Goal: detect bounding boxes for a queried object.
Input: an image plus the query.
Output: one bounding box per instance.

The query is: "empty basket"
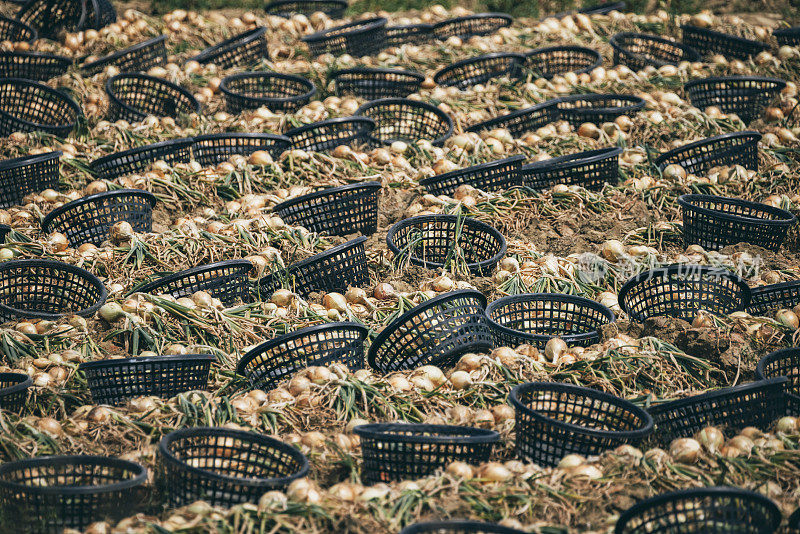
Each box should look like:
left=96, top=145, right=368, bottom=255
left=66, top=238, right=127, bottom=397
left=433, top=52, right=525, bottom=89
left=609, top=32, right=701, bottom=71
left=0, top=78, right=81, bottom=138
left=523, top=46, right=602, bottom=79
left=466, top=100, right=560, bottom=137
left=81, top=35, right=168, bottom=76
left=681, top=24, right=769, bottom=59
left=302, top=17, right=387, bottom=57
left=419, top=155, right=524, bottom=196
left=684, top=76, right=786, bottom=124
left=746, top=280, right=800, bottom=317
left=0, top=51, right=70, bottom=81
left=355, top=98, right=453, bottom=147
left=90, top=137, right=194, bottom=180
left=432, top=13, right=512, bottom=40
left=556, top=93, right=645, bottom=126
left=265, top=0, right=347, bottom=18
left=220, top=71, right=316, bottom=114
left=189, top=27, right=269, bottom=69
left=654, top=131, right=761, bottom=175
left=520, top=146, right=621, bottom=191
left=757, top=348, right=800, bottom=413
left=0, top=150, right=61, bottom=209
left=132, top=260, right=253, bottom=306
left=105, top=73, right=200, bottom=123
left=284, top=117, right=375, bottom=152
left=331, top=68, right=424, bottom=100
left=193, top=133, right=291, bottom=166
left=0, top=372, right=31, bottom=412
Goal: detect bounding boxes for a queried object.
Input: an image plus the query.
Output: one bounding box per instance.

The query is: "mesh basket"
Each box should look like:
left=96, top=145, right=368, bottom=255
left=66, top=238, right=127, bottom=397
left=284, top=117, right=375, bottom=152
left=0, top=455, right=147, bottom=533
left=90, top=138, right=194, bottom=180
left=486, top=293, right=615, bottom=350
left=523, top=46, right=602, bottom=79
left=419, top=155, right=524, bottom=196
left=41, top=189, right=156, bottom=247
left=159, top=426, right=309, bottom=508
left=193, top=133, right=291, bottom=166
left=579, top=1, right=626, bottom=14
left=105, top=73, right=200, bottom=123
left=331, top=68, right=425, bottom=100
left=0, top=78, right=81, bottom=138
left=0, top=51, right=70, bottom=81
left=791, top=507, right=800, bottom=533
left=684, top=76, right=786, bottom=124
left=220, top=71, right=316, bottom=114
left=773, top=26, right=800, bottom=46
left=433, top=53, right=525, bottom=89
left=17, top=0, right=86, bottom=39
left=400, top=521, right=527, bottom=534
left=609, top=32, right=701, bottom=71
left=367, top=289, right=493, bottom=373
left=654, top=131, right=761, bottom=175
left=678, top=194, right=796, bottom=252
left=0, top=224, right=8, bottom=243
left=0, top=259, right=107, bottom=322
left=615, top=487, right=782, bottom=534
left=236, top=322, right=367, bottom=391
left=432, top=13, right=512, bottom=40
left=272, top=181, right=381, bottom=237
left=355, top=98, right=453, bottom=147
left=746, top=280, right=800, bottom=317
left=80, top=35, right=168, bottom=76
left=355, top=423, right=499, bottom=484
left=265, top=0, right=347, bottom=18
left=556, top=93, right=645, bottom=126
left=520, top=146, right=621, bottom=191
left=81, top=354, right=214, bottom=405
left=681, top=24, right=770, bottom=59
left=386, top=215, right=506, bottom=275
left=302, top=17, right=387, bottom=57
left=618, top=264, right=750, bottom=323
left=647, top=378, right=788, bottom=443
left=510, top=382, right=653, bottom=467
left=257, top=236, right=368, bottom=298
left=0, top=15, right=37, bottom=42
left=0, top=150, right=61, bottom=209
left=84, top=0, right=116, bottom=30
left=757, top=348, right=800, bottom=414
left=132, top=260, right=253, bottom=306
left=0, top=372, right=31, bottom=412
left=466, top=100, right=560, bottom=137
left=189, top=27, right=269, bottom=69
left=384, top=24, right=433, bottom=47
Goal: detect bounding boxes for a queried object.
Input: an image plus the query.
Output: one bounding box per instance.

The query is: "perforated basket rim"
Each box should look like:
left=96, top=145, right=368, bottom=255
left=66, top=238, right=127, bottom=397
left=265, top=0, right=347, bottom=16
left=433, top=52, right=526, bottom=86
left=353, top=422, right=500, bottom=444
left=0, top=15, right=37, bottom=42
left=158, top=426, right=310, bottom=487
left=219, top=71, right=317, bottom=108
left=386, top=23, right=433, bottom=34
left=654, top=131, right=762, bottom=171
left=80, top=353, right=215, bottom=373
left=272, top=181, right=381, bottom=214
left=354, top=97, right=454, bottom=146
left=683, top=75, right=787, bottom=96
left=523, top=45, right=603, bottom=71
left=90, top=137, right=195, bottom=176
left=431, top=12, right=513, bottom=35
left=419, top=154, right=526, bottom=190
left=235, top=321, right=368, bottom=376
left=301, top=17, right=387, bottom=45
left=465, top=99, right=560, bottom=133
left=41, top=189, right=157, bottom=234
left=756, top=347, right=800, bottom=387
left=287, top=235, right=367, bottom=273
left=105, top=73, right=201, bottom=118
left=556, top=93, right=645, bottom=116
left=748, top=280, right=800, bottom=314
left=284, top=116, right=376, bottom=144
left=0, top=50, right=71, bottom=70
left=80, top=35, right=167, bottom=73
left=509, top=381, right=654, bottom=440
left=0, top=78, right=81, bottom=130
left=188, top=27, right=267, bottom=65
left=0, top=150, right=61, bottom=173
left=522, top=146, right=622, bottom=174
left=0, top=372, right=31, bottom=398
left=680, top=24, right=770, bottom=54
left=773, top=26, right=800, bottom=39
left=400, top=520, right=527, bottom=534
left=130, top=259, right=253, bottom=297
left=485, top=292, right=615, bottom=345
left=677, top=193, right=796, bottom=228
left=614, top=486, right=782, bottom=534
left=331, top=67, right=425, bottom=86
left=609, top=32, right=701, bottom=65
left=0, top=455, right=147, bottom=495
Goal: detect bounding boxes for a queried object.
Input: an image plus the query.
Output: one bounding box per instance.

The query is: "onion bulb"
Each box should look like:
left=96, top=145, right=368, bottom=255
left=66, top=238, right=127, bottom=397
left=669, top=437, right=701, bottom=463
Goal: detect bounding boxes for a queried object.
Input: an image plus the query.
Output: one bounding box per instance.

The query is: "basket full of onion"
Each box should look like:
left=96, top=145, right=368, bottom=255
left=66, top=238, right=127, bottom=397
left=0, top=150, right=61, bottom=208
left=680, top=24, right=769, bottom=59
left=131, top=260, right=253, bottom=307
left=684, top=76, right=786, bottom=125
left=655, top=131, right=762, bottom=176
left=419, top=155, right=524, bottom=196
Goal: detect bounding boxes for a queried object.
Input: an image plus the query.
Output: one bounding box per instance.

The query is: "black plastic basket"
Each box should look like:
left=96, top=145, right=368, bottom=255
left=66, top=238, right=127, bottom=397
left=609, top=32, right=701, bottom=71
left=746, top=280, right=800, bottom=317
left=757, top=348, right=800, bottom=414
left=523, top=46, right=602, bottom=79
left=647, top=377, right=788, bottom=443
left=0, top=150, right=61, bottom=209
left=0, top=78, right=81, bottom=138
left=681, top=24, right=769, bottom=60
left=400, top=522, right=527, bottom=534
left=432, top=13, right=512, bottom=40
left=272, top=181, right=380, bottom=237
left=355, top=423, right=499, bottom=484
left=510, top=382, right=653, bottom=467
left=80, top=35, right=168, bottom=76
left=0, top=51, right=70, bottom=81
left=236, top=322, right=367, bottom=391
left=0, top=224, right=9, bottom=243
left=0, top=15, right=36, bottom=42
left=774, top=26, right=800, bottom=46
left=302, top=17, right=387, bottom=57
left=220, top=71, right=316, bottom=114
left=90, top=137, right=194, bottom=180
left=678, top=194, right=796, bottom=252
left=16, top=0, right=86, bottom=39
left=0, top=372, right=31, bottom=412
left=618, top=264, right=750, bottom=323
left=384, top=24, right=433, bottom=47
left=189, top=27, right=268, bottom=69
left=257, top=236, right=368, bottom=298
left=684, top=76, right=786, bottom=125
left=790, top=507, right=800, bottom=533
left=486, top=293, right=615, bottom=350
left=41, top=189, right=157, bottom=248
left=284, top=117, right=375, bottom=152
left=615, top=487, right=782, bottom=534
left=331, top=68, right=424, bottom=100
left=433, top=52, right=525, bottom=89
left=654, top=131, right=761, bottom=176
left=133, top=260, right=253, bottom=306
left=0, top=259, right=107, bottom=322
left=367, top=289, right=493, bottom=373
left=556, top=93, right=645, bottom=126
left=419, top=155, right=524, bottom=196
left=580, top=1, right=626, bottom=14
left=387, top=215, right=506, bottom=275
left=85, top=0, right=116, bottom=30
left=193, top=132, right=291, bottom=166
left=105, top=73, right=200, bottom=123
left=81, top=354, right=214, bottom=405
left=520, top=146, right=621, bottom=191
left=0, top=455, right=147, bottom=533
left=265, top=0, right=347, bottom=18
left=355, top=98, right=453, bottom=147
left=159, top=426, right=309, bottom=508
left=466, top=100, right=560, bottom=137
